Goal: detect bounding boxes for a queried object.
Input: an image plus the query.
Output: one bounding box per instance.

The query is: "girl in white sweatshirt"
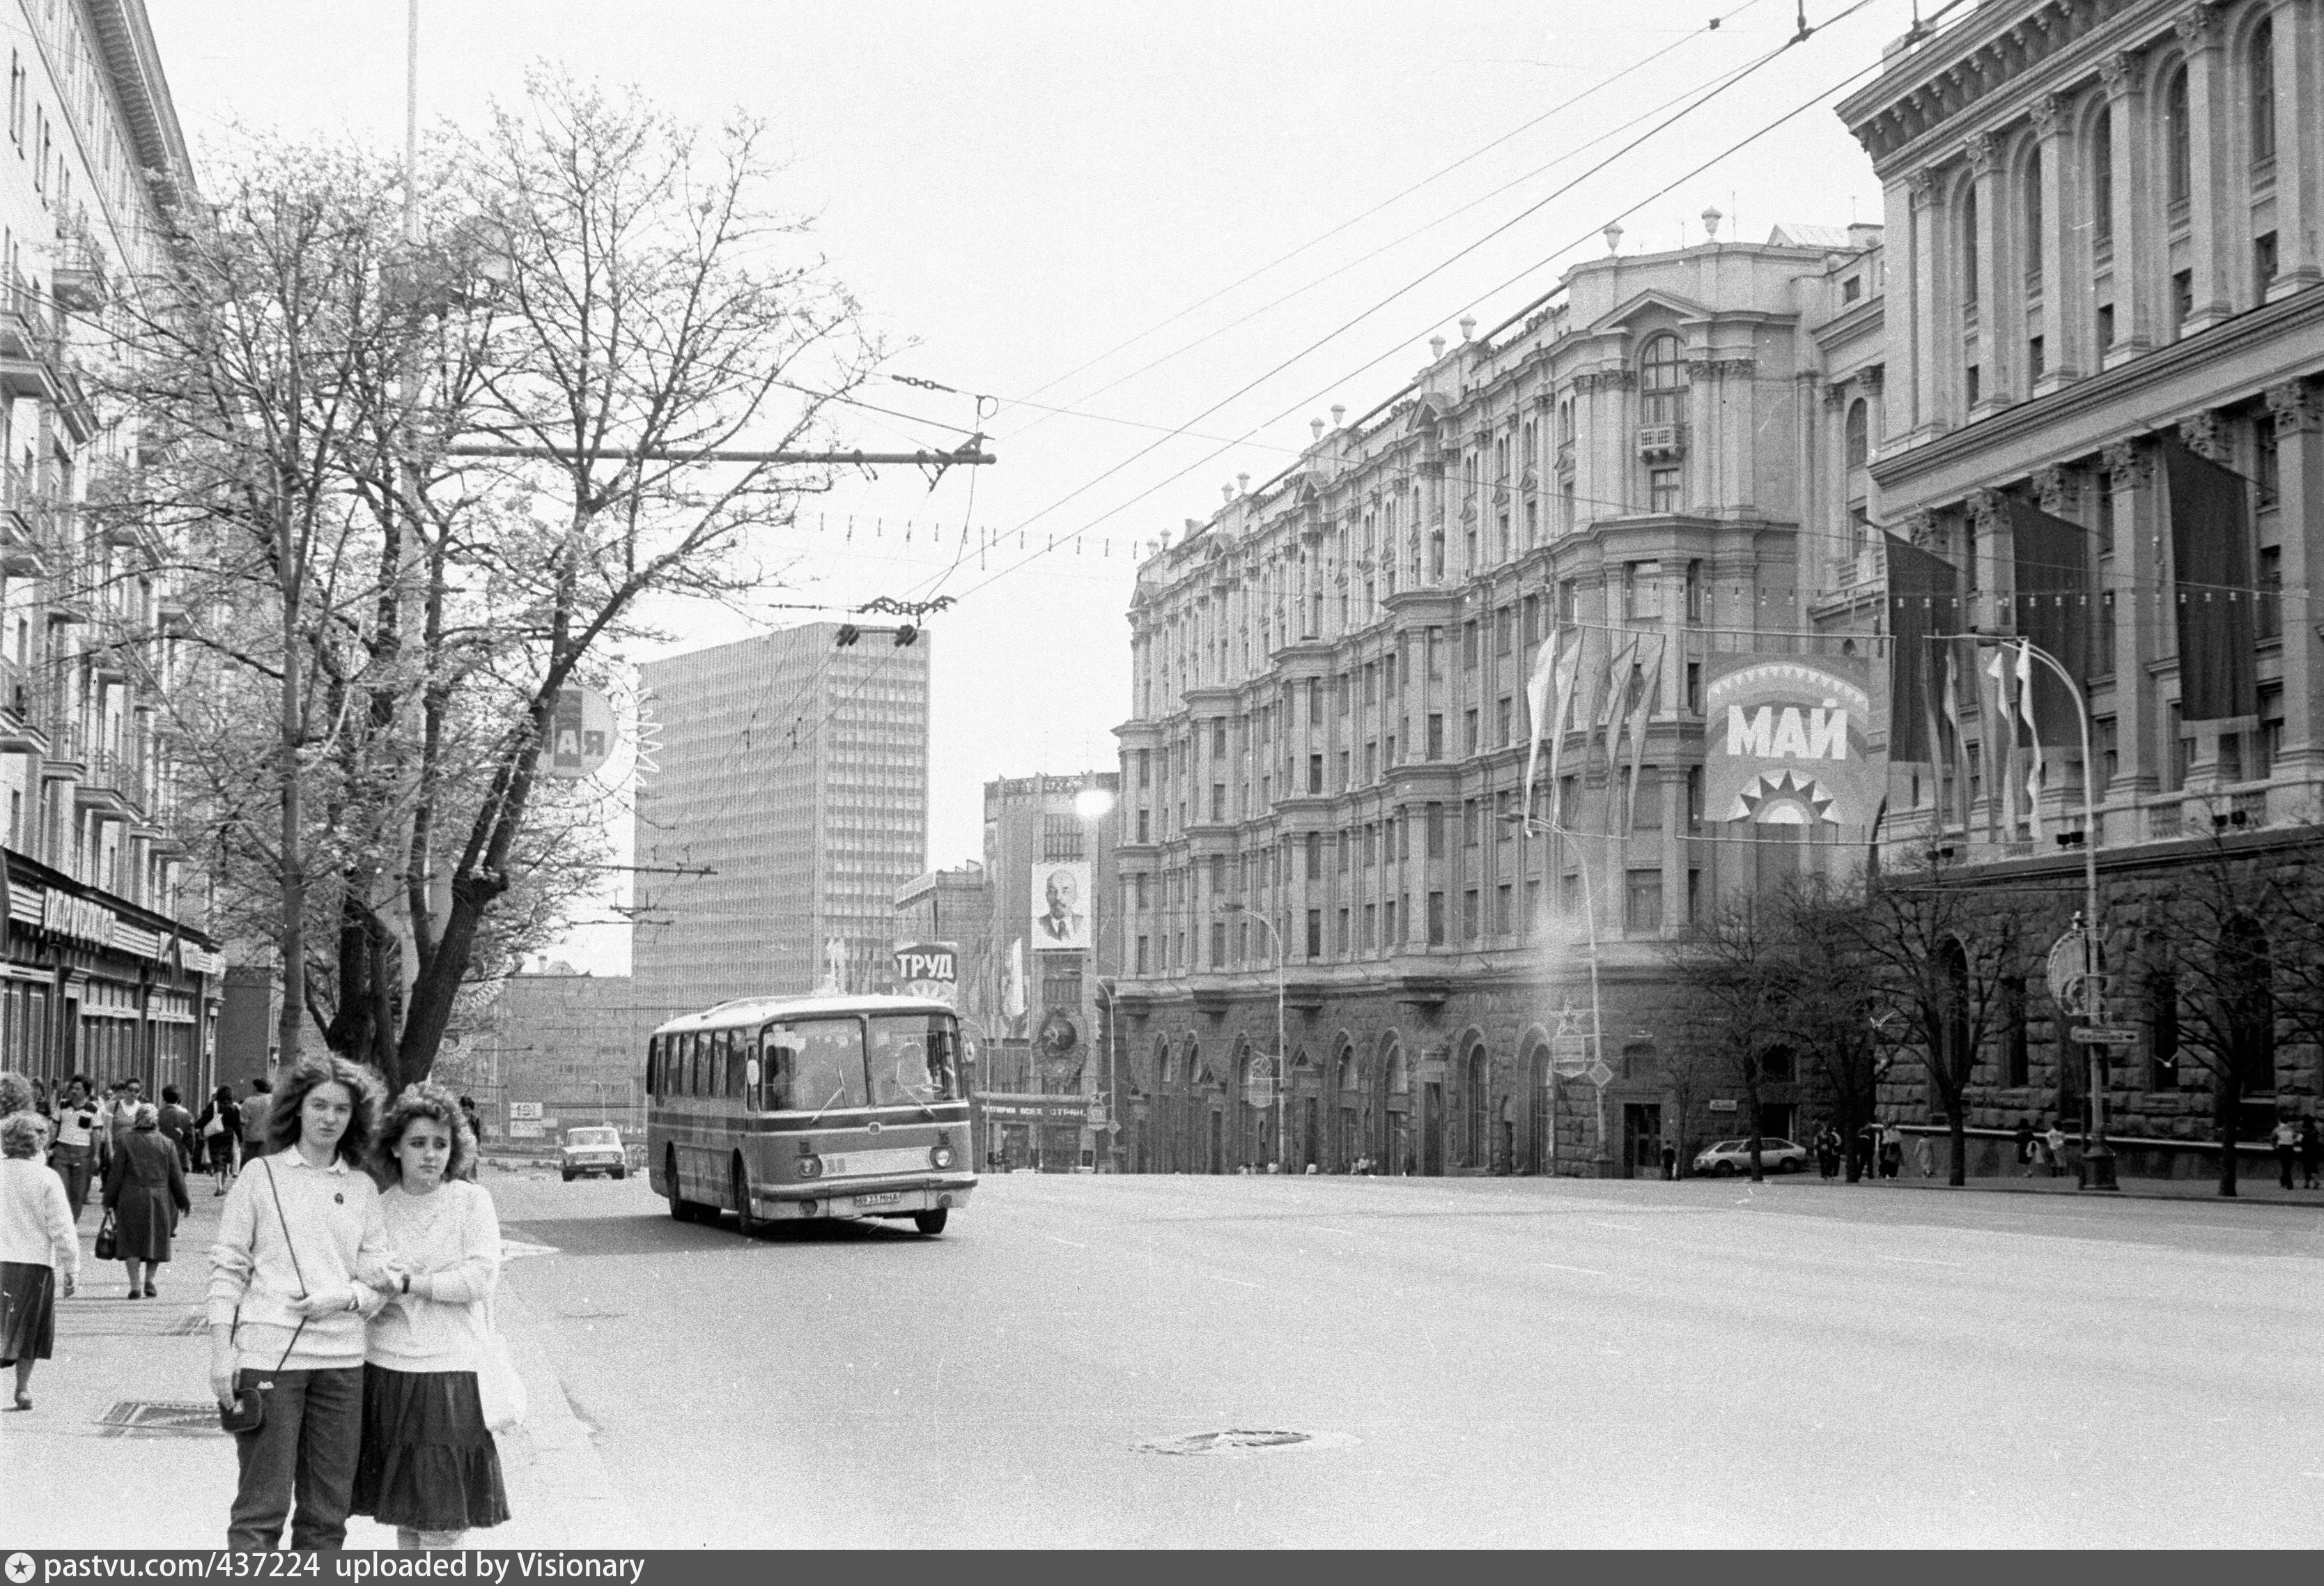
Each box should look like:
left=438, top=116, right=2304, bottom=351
left=351, top=1082, right=509, bottom=1549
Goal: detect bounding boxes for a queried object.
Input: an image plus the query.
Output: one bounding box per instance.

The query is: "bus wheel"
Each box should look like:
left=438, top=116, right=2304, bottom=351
left=913, top=1209, right=948, bottom=1237
left=732, top=1157, right=763, bottom=1236
left=665, top=1151, right=694, bottom=1222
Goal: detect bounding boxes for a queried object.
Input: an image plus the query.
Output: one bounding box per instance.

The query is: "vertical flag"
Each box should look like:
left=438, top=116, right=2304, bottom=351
left=1942, top=645, right=1970, bottom=829
left=2005, top=496, right=2092, bottom=742
left=2015, top=639, right=2045, bottom=840
left=1622, top=633, right=1666, bottom=832
left=1983, top=644, right=2018, bottom=839
left=1545, top=626, right=1586, bottom=824
left=1882, top=535, right=1962, bottom=764
left=2160, top=435, right=2259, bottom=722
left=1523, top=626, right=1565, bottom=827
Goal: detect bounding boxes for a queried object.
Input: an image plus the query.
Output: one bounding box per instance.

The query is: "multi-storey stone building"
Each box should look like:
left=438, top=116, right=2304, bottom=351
left=1112, top=225, right=1891, bottom=1178
left=0, top=1, right=222, bottom=1093
left=1838, top=0, right=2324, bottom=1171
left=633, top=622, right=931, bottom=1023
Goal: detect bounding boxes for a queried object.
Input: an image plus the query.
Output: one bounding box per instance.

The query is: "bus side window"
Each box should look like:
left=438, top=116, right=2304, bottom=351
left=761, top=1029, right=796, bottom=1112
left=645, top=1037, right=659, bottom=1099
left=727, top=1033, right=746, bottom=1100
left=685, top=1033, right=702, bottom=1097
left=708, top=1031, right=726, bottom=1099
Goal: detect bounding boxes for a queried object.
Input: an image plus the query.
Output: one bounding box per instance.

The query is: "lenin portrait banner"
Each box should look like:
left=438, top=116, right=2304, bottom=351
left=1703, top=654, right=1882, bottom=829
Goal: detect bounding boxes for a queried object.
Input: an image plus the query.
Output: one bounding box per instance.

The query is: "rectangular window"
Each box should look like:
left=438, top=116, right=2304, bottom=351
left=1427, top=891, right=1446, bottom=946
left=1684, top=661, right=1702, bottom=715
left=1462, top=622, right=1479, bottom=671
left=1463, top=799, right=1480, bottom=849
left=1308, top=753, right=1324, bottom=794
left=1496, top=696, right=1512, bottom=746
left=2171, top=269, right=2193, bottom=332
left=2257, top=686, right=2284, bottom=783
left=1385, top=898, right=1400, bottom=944
left=2167, top=702, right=2190, bottom=793
left=2256, top=231, right=2279, bottom=298
left=1965, top=364, right=1981, bottom=408
left=1136, top=748, right=1151, bottom=787
left=1336, top=907, right=1349, bottom=953
left=1305, top=909, right=1322, bottom=959
left=1427, top=714, right=1444, bottom=760
left=2259, top=544, right=2282, bottom=638
left=1687, top=868, right=1701, bottom=925
left=1632, top=766, right=1661, bottom=829
left=1426, top=803, right=1445, bottom=858
left=2096, top=716, right=2118, bottom=787
left=1136, top=936, right=1149, bottom=974
left=1494, top=883, right=1512, bottom=934
left=1648, top=470, right=1680, bottom=515
left=1210, top=783, right=1225, bottom=822
left=1495, top=606, right=1514, bottom=656
left=1464, top=709, right=1479, bottom=756
left=1306, top=831, right=1322, bottom=879
left=1136, top=808, right=1150, bottom=842
left=1338, top=831, right=1351, bottom=873
left=1462, top=888, right=1480, bottom=941
left=2027, top=335, right=2045, bottom=383
left=1625, top=868, right=1663, bottom=934
left=1041, top=814, right=1084, bottom=861
left=1209, top=922, right=1226, bottom=969
left=2096, top=303, right=2115, bottom=351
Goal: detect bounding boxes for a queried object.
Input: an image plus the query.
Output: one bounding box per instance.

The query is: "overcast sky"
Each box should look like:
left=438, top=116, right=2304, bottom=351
left=148, top=0, right=1931, bottom=972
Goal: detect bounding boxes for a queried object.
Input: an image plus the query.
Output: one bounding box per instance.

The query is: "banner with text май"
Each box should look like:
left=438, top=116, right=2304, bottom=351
left=1703, top=654, right=1882, bottom=829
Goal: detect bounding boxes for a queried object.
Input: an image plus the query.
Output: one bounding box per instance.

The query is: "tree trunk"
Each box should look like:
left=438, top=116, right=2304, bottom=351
left=275, top=505, right=304, bottom=1072
left=2217, top=1072, right=2240, bottom=1197
left=1948, top=1113, right=1968, bottom=1188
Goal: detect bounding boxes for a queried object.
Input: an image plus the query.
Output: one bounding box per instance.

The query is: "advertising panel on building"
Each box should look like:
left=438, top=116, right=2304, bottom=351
left=1703, top=655, right=1881, bottom=830
left=1028, top=861, right=1092, bottom=952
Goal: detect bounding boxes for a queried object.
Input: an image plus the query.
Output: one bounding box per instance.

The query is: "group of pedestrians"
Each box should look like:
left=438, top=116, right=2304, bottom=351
left=2270, top=1115, right=2322, bottom=1190
left=0, top=1061, right=512, bottom=1551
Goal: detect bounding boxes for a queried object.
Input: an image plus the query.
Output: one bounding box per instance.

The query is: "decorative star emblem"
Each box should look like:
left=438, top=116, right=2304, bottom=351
left=1728, top=771, right=1840, bottom=826
left=1553, top=1001, right=1585, bottom=1036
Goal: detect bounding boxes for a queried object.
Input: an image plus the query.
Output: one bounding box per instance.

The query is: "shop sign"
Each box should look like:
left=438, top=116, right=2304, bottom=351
left=41, top=889, right=117, bottom=947
left=509, top=1102, right=543, bottom=1120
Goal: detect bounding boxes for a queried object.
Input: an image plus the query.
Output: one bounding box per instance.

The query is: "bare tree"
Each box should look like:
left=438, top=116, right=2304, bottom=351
left=1664, top=895, right=1797, bottom=1183
left=1781, top=876, right=1887, bottom=1181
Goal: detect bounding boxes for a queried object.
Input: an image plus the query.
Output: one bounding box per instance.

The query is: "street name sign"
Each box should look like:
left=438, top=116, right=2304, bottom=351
left=2070, top=1026, right=2140, bottom=1045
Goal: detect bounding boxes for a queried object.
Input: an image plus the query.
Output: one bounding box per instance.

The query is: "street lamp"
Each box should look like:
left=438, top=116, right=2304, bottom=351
left=1503, top=806, right=1609, bottom=1176
left=1960, top=634, right=2115, bottom=1192
left=1075, top=780, right=1121, bottom=1172
left=1221, top=901, right=1288, bottom=1171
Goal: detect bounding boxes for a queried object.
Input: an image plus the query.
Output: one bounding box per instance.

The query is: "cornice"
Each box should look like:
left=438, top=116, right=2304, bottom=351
left=1869, top=282, right=2324, bottom=493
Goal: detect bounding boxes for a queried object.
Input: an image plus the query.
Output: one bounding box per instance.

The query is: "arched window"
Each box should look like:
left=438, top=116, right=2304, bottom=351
left=1528, top=1042, right=1554, bottom=1173
left=1466, top=1044, right=1490, bottom=1168
left=2023, top=147, right=2043, bottom=276
left=1157, top=1038, right=1176, bottom=1088
left=1939, top=937, right=1971, bottom=1105
left=1385, top=1040, right=1409, bottom=1096
left=1336, top=1046, right=1359, bottom=1093
left=2222, top=912, right=2276, bottom=1093
left=1961, top=185, right=1980, bottom=307
left=1845, top=399, right=1869, bottom=470
left=1639, top=333, right=1686, bottom=426
left=2251, top=18, right=2276, bottom=166
left=2164, top=65, right=2191, bottom=206
left=2089, top=105, right=2114, bottom=247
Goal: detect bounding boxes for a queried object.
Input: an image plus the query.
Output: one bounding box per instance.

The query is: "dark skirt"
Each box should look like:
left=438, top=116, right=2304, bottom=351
left=351, top=1363, right=510, bottom=1532
left=0, top=1261, right=57, bottom=1364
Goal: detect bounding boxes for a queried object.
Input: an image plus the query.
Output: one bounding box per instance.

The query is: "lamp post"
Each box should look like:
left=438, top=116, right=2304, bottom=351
left=1074, top=781, right=1121, bottom=1171
left=1504, top=808, right=1609, bottom=1175
left=1221, top=902, right=1288, bottom=1170
left=1960, top=635, right=2114, bottom=1192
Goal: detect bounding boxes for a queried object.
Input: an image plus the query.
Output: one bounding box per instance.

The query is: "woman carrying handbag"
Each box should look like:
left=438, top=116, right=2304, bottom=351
left=352, top=1083, right=511, bottom=1548
left=206, top=1058, right=395, bottom=1550
left=103, top=1104, right=190, bottom=1298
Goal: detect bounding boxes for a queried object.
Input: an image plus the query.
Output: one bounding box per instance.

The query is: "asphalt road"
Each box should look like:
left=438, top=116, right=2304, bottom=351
left=486, top=1169, right=2324, bottom=1548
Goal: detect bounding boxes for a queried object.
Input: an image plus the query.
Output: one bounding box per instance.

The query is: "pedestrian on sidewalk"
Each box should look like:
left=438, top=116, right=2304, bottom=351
left=454, top=1098, right=483, bottom=1183
left=1660, top=1141, right=1678, bottom=1181
left=198, top=1088, right=242, bottom=1196
left=47, top=1077, right=101, bottom=1223
left=239, top=1078, right=275, bottom=1165
left=208, top=1057, right=396, bottom=1551
left=159, top=1087, right=196, bottom=1174
left=2044, top=1121, right=2067, bottom=1178
left=2014, top=1118, right=2036, bottom=1177
left=103, top=1103, right=189, bottom=1300
left=2271, top=1116, right=2298, bottom=1191
left=2300, top=1116, right=2321, bottom=1191
left=1, top=1112, right=78, bottom=1411
left=1914, top=1133, right=1935, bottom=1178
left=1880, top=1123, right=1904, bottom=1180
left=353, top=1083, right=510, bottom=1550
left=1813, top=1125, right=1838, bottom=1180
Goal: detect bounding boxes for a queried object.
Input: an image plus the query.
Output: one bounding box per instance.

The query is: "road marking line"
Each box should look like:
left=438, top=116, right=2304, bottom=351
left=1540, top=1262, right=1607, bottom=1277
left=1875, top=1255, right=1967, bottom=1267
left=1210, top=1273, right=1263, bottom=1289
left=1048, top=1235, right=1089, bottom=1249
left=1312, top=1227, right=1355, bottom=1237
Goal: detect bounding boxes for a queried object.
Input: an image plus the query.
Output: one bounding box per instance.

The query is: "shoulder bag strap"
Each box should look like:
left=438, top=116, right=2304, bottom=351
left=258, top=1160, right=309, bottom=1373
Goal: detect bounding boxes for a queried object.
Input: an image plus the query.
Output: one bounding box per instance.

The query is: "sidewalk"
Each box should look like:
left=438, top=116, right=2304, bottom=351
left=0, top=1190, right=637, bottom=1550
left=1797, top=1168, right=2324, bottom=1206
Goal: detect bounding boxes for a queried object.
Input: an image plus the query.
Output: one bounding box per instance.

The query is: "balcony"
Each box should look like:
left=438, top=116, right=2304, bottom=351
left=1637, top=423, right=1688, bottom=462
left=52, top=234, right=109, bottom=313
left=54, top=358, right=96, bottom=444
left=40, top=716, right=86, bottom=776
left=73, top=749, right=138, bottom=816
left=0, top=657, right=44, bottom=752
left=0, top=277, right=59, bottom=399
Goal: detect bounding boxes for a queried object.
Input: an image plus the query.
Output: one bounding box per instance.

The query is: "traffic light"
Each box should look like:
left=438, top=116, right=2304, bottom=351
left=834, top=624, right=860, bottom=647
left=894, top=624, right=917, bottom=647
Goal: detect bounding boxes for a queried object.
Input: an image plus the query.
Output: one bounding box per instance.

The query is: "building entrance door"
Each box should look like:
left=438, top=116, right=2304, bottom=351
left=1388, top=1108, right=1410, bottom=1174
left=1422, top=1084, right=1444, bottom=1176
left=1208, top=1109, right=1223, bottom=1174
left=1624, top=1103, right=1664, bottom=1179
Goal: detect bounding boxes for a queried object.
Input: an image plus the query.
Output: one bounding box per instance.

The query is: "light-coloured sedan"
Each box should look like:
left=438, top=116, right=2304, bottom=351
left=1691, top=1137, right=1811, bottom=1175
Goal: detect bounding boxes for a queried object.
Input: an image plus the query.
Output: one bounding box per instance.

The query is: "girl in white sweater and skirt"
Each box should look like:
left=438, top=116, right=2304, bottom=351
left=353, top=1083, right=509, bottom=1548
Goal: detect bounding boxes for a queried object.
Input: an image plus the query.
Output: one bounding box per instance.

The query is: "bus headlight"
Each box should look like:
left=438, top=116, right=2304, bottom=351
left=929, top=1145, right=955, bottom=1169
left=797, top=1155, right=823, bottom=1179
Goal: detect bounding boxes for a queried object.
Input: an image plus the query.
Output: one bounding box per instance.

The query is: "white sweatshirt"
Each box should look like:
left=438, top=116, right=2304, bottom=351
left=207, top=1152, right=394, bottom=1372
left=365, top=1180, right=501, bottom=1375
left=0, top=1157, right=79, bottom=1280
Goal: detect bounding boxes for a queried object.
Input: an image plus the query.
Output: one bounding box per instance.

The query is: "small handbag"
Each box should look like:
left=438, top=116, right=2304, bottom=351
left=217, top=1162, right=310, bottom=1435
left=93, top=1210, right=117, bottom=1262
left=476, top=1293, right=527, bottom=1433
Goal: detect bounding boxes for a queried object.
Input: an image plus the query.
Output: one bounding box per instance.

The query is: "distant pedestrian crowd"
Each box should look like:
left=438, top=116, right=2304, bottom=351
left=0, top=1064, right=517, bottom=1552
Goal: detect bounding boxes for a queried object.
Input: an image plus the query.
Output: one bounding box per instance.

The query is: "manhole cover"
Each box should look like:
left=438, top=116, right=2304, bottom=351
left=100, top=1401, right=226, bottom=1438
left=1134, top=1429, right=1313, bottom=1455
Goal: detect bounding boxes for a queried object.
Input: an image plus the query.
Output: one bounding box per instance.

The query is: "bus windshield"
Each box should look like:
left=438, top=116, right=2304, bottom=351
left=767, top=1019, right=867, bottom=1114
left=866, top=1015, right=961, bottom=1107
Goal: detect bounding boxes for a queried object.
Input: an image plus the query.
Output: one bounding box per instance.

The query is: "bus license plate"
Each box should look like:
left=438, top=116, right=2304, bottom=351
left=856, top=1192, right=900, bottom=1206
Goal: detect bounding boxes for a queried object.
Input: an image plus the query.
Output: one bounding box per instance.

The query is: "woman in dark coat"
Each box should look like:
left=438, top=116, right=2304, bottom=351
left=102, top=1104, right=189, bottom=1299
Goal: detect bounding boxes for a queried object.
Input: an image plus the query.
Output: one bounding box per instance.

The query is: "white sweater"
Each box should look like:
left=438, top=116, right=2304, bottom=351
left=366, top=1180, right=501, bottom=1375
left=0, top=1157, right=79, bottom=1279
left=208, top=1153, right=394, bottom=1372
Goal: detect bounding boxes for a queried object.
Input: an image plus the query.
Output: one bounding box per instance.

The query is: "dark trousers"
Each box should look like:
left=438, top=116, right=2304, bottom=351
left=2278, top=1147, right=2296, bottom=1190
left=52, top=1145, right=94, bottom=1220
left=228, top=1364, right=364, bottom=1550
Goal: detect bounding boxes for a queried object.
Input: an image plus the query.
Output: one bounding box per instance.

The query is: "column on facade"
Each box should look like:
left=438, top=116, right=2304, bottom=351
left=1893, top=170, right=1936, bottom=443
left=2268, top=380, right=2324, bottom=776
left=2179, top=4, right=2234, bottom=329
left=1716, top=358, right=1759, bottom=518
left=2270, top=0, right=2324, bottom=296
left=2102, top=440, right=2162, bottom=803
left=2101, top=50, right=2156, bottom=362
left=1967, top=131, right=2004, bottom=410
left=2033, top=92, right=2080, bottom=392
left=1811, top=374, right=1841, bottom=589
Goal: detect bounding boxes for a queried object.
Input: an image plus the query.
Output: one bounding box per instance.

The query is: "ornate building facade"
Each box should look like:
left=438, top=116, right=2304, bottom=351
left=1841, top=0, right=2324, bottom=1169
left=1111, top=226, right=1889, bottom=1178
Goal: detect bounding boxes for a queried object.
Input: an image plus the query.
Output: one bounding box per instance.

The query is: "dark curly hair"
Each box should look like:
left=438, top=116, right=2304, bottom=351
left=264, top=1057, right=385, bottom=1167
left=370, top=1081, right=476, bottom=1186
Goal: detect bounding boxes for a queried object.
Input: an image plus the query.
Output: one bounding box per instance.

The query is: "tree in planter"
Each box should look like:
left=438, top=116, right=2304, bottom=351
left=1843, top=850, right=2050, bottom=1187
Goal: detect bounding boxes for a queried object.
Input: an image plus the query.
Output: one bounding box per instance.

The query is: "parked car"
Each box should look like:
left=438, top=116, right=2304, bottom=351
left=559, top=1125, right=629, bottom=1182
left=1691, top=1137, right=1810, bottom=1175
